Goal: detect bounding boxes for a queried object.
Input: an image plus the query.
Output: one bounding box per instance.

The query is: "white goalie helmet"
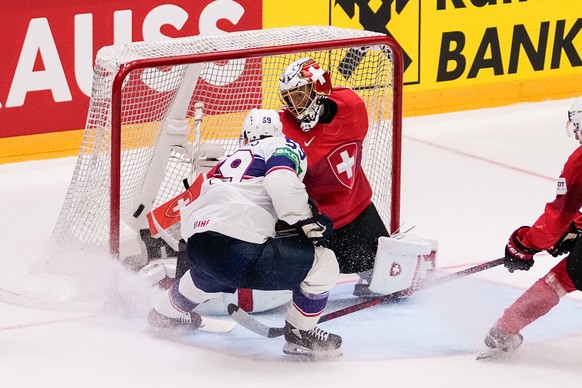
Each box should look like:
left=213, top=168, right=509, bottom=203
left=279, top=57, right=332, bottom=131
left=240, top=108, right=283, bottom=145
left=567, top=97, right=582, bottom=144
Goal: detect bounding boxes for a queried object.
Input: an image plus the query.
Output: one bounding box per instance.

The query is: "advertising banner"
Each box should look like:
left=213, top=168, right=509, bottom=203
left=0, top=0, right=260, bottom=140
left=322, top=0, right=582, bottom=113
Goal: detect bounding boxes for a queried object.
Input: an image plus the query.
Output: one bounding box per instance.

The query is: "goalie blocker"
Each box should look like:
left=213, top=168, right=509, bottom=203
left=138, top=233, right=437, bottom=314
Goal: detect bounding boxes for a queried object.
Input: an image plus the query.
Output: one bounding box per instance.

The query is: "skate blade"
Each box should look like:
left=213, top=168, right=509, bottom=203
left=146, top=317, right=235, bottom=339
left=282, top=342, right=342, bottom=359
left=476, top=348, right=507, bottom=360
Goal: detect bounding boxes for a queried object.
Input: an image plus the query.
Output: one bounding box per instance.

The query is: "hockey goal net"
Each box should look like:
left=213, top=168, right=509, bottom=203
left=33, top=26, right=402, bottom=293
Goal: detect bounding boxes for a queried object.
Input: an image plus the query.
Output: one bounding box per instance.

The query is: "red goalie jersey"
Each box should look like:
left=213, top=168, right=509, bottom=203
left=280, top=87, right=372, bottom=229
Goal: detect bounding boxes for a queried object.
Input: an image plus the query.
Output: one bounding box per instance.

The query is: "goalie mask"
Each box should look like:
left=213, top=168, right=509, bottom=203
left=240, top=108, right=283, bottom=145
left=567, top=97, right=582, bottom=144
left=279, top=58, right=332, bottom=131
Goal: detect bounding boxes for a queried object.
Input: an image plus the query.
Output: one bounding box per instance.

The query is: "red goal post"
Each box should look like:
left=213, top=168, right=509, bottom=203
left=41, top=26, right=403, bottom=272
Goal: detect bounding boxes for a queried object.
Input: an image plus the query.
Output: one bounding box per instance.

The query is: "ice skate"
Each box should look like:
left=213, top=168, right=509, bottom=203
left=477, top=323, right=523, bottom=360
left=283, top=321, right=342, bottom=358
left=484, top=324, right=523, bottom=351
left=353, top=270, right=378, bottom=297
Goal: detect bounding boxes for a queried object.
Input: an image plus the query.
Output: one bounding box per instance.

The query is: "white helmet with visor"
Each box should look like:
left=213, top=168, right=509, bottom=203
left=240, top=108, right=283, bottom=146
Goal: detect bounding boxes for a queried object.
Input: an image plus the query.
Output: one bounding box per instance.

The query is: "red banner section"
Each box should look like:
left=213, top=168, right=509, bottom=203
left=0, top=0, right=261, bottom=138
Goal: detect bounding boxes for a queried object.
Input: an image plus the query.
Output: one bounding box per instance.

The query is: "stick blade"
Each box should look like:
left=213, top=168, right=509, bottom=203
left=227, top=303, right=284, bottom=338
left=199, top=316, right=237, bottom=333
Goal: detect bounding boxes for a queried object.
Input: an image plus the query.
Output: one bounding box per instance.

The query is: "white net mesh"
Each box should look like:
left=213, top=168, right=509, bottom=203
left=38, top=26, right=401, bottom=278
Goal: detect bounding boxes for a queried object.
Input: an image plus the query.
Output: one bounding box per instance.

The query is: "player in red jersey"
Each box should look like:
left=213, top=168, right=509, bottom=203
left=481, top=97, right=582, bottom=355
left=278, top=57, right=435, bottom=295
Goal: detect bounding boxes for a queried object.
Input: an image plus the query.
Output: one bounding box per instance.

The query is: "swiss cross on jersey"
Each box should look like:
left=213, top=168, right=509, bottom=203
left=327, top=142, right=359, bottom=189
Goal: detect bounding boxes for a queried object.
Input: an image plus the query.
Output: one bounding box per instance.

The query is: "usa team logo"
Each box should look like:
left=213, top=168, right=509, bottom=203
left=327, top=142, right=359, bottom=189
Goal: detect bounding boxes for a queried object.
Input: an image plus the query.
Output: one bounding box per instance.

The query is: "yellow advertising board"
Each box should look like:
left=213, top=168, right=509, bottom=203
left=265, top=0, right=582, bottom=115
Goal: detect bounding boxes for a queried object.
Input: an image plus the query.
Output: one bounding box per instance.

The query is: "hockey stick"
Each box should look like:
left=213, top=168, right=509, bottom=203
left=228, top=257, right=505, bottom=338
left=129, top=65, right=203, bottom=231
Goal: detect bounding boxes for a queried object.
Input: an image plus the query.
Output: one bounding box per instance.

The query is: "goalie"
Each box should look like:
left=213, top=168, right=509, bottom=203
left=277, top=57, right=437, bottom=296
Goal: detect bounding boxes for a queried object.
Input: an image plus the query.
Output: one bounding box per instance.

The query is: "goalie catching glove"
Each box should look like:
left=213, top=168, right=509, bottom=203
left=295, top=198, right=333, bottom=245
left=504, top=226, right=539, bottom=273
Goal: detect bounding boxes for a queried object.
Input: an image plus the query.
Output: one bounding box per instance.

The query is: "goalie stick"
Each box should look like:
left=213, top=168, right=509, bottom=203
left=228, top=257, right=505, bottom=338
left=129, top=64, right=203, bottom=232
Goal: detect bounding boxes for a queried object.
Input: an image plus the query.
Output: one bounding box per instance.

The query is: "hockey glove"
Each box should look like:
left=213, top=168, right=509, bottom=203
left=504, top=226, right=539, bottom=273
left=295, top=198, right=333, bottom=246
left=547, top=224, right=581, bottom=257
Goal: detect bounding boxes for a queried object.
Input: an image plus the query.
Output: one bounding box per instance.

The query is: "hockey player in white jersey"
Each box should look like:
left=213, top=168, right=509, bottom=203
left=148, top=108, right=342, bottom=357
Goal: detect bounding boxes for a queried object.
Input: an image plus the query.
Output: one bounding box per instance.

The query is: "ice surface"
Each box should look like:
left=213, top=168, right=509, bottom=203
left=2, top=98, right=582, bottom=387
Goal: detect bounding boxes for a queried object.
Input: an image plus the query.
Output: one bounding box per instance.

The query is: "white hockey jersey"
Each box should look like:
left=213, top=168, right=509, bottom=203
left=180, top=136, right=311, bottom=244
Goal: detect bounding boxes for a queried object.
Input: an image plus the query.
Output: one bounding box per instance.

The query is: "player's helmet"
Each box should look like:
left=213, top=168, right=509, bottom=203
left=240, top=108, right=283, bottom=145
left=279, top=58, right=332, bottom=131
left=566, top=97, right=582, bottom=144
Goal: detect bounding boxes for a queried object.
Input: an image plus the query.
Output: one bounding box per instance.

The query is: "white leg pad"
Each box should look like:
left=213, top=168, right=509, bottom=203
left=368, top=235, right=432, bottom=295
left=138, top=258, right=178, bottom=285
left=194, top=289, right=292, bottom=315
